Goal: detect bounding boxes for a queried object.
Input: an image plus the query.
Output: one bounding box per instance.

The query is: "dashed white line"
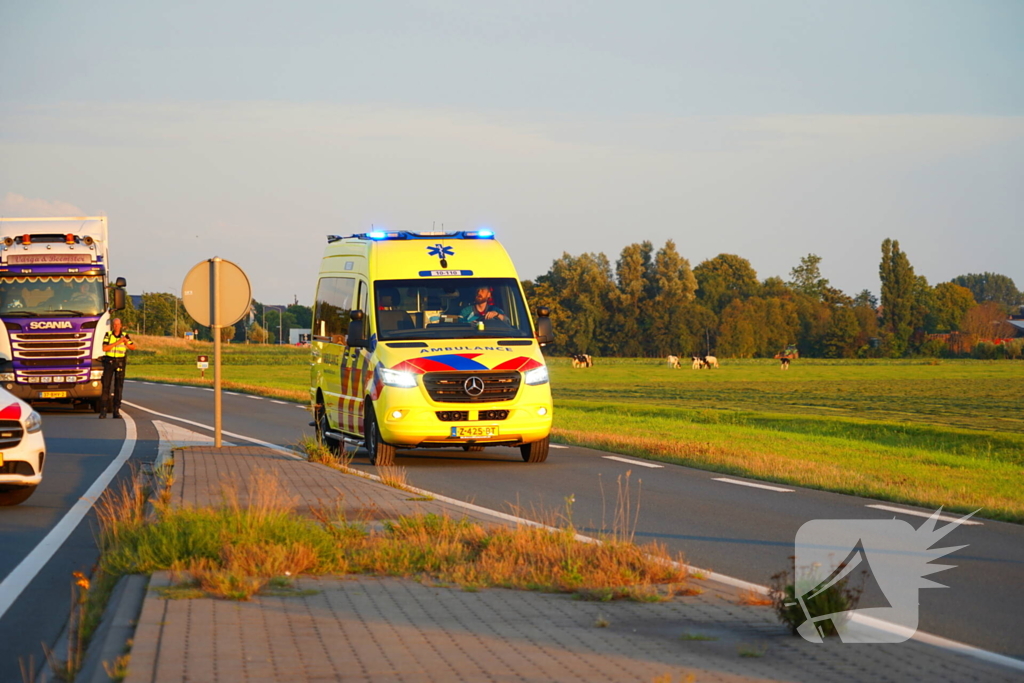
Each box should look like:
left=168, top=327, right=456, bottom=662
left=866, top=504, right=983, bottom=526
left=712, top=477, right=793, bottom=493
left=247, top=395, right=263, bottom=400
left=549, top=444, right=569, bottom=449
left=270, top=400, right=288, bottom=405
left=201, top=388, right=214, bottom=392
left=225, top=391, right=241, bottom=396
left=602, top=455, right=663, bottom=469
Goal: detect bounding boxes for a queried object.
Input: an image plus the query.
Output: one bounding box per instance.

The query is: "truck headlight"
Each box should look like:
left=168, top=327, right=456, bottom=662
left=90, top=370, right=105, bottom=380
left=524, top=366, right=549, bottom=386
left=24, top=410, right=43, bottom=434
left=379, top=368, right=418, bottom=388
left=0, top=373, right=14, bottom=382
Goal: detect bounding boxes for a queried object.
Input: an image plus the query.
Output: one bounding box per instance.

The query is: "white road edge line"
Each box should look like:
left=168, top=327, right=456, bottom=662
left=866, top=504, right=984, bottom=526
left=713, top=477, right=793, bottom=493
left=602, top=455, right=663, bottom=469
left=124, top=400, right=1023, bottom=674
left=0, top=413, right=138, bottom=621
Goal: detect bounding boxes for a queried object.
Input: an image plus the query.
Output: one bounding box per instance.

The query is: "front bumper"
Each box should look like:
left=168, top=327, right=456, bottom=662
left=3, top=380, right=103, bottom=402
left=0, top=428, right=46, bottom=489
left=375, top=383, right=553, bottom=448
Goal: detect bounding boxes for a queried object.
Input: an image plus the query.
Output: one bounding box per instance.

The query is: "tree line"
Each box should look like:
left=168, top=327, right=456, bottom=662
left=523, top=239, right=1023, bottom=359
left=117, top=294, right=313, bottom=345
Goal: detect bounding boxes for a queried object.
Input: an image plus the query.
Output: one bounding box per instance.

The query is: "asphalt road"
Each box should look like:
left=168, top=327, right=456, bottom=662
left=1, top=379, right=1021, bottom=680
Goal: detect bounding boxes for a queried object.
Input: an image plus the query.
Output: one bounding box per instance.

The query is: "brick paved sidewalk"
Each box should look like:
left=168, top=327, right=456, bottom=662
left=121, top=446, right=1019, bottom=683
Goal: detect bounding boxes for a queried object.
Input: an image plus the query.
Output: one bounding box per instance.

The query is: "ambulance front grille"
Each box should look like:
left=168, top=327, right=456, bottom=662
left=422, top=371, right=521, bottom=403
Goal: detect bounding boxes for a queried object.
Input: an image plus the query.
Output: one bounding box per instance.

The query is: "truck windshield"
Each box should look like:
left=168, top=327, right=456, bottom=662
left=374, top=278, right=533, bottom=340
left=0, top=276, right=105, bottom=316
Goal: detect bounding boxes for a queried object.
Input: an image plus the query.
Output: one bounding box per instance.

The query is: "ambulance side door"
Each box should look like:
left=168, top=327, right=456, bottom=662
left=341, top=279, right=370, bottom=437
left=312, top=276, right=355, bottom=432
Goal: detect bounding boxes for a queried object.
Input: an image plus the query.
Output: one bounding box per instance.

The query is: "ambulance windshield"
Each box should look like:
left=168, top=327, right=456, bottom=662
left=374, top=278, right=533, bottom=340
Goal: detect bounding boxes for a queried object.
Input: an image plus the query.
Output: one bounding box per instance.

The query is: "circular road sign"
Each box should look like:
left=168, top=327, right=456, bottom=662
left=182, top=258, right=252, bottom=327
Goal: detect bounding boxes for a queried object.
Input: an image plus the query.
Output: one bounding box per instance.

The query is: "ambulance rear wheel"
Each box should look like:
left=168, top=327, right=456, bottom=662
left=366, top=412, right=396, bottom=467
left=520, top=437, right=549, bottom=463
left=0, top=485, right=37, bottom=506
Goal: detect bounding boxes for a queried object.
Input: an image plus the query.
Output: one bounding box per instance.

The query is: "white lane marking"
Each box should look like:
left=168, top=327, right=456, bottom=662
left=0, top=413, right=138, bottom=621
left=225, top=391, right=240, bottom=396
left=270, top=400, right=288, bottom=405
left=121, top=401, right=302, bottom=460
left=247, top=395, right=263, bottom=400
left=866, top=504, right=984, bottom=526
left=602, top=455, right=663, bottom=469
left=201, top=388, right=213, bottom=392
left=712, top=477, right=793, bottom=493
left=128, top=397, right=1023, bottom=674
left=153, top=420, right=233, bottom=469
left=549, top=444, right=569, bottom=449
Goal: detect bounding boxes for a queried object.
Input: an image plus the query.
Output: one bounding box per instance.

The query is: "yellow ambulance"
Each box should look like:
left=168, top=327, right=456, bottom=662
left=309, top=229, right=554, bottom=466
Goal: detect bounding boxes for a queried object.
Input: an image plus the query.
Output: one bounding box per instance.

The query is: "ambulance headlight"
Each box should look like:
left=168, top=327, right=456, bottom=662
left=24, top=410, right=43, bottom=434
left=524, top=366, right=549, bottom=386
left=380, top=368, right=418, bottom=388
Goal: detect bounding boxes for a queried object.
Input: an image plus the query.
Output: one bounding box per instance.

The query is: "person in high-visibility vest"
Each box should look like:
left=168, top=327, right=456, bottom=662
left=100, top=318, right=136, bottom=419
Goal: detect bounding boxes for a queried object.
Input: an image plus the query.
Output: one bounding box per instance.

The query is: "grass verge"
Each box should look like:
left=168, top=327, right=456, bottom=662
left=554, top=401, right=1024, bottom=523
left=95, top=470, right=688, bottom=602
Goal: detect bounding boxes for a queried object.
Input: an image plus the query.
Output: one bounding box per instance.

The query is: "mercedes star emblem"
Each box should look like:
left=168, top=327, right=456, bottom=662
left=463, top=376, right=485, bottom=397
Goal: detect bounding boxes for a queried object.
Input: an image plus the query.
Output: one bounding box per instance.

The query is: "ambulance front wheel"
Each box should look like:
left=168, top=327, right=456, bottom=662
left=520, top=437, right=549, bottom=463
left=366, top=411, right=396, bottom=467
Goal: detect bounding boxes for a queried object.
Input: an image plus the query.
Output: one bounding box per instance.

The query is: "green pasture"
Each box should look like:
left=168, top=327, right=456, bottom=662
left=125, top=342, right=1024, bottom=522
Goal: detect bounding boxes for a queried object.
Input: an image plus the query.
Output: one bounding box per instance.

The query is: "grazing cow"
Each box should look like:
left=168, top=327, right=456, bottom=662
left=571, top=354, right=593, bottom=368
left=691, top=356, right=703, bottom=370
left=780, top=357, right=791, bottom=370
left=666, top=355, right=680, bottom=369
left=703, top=355, right=719, bottom=369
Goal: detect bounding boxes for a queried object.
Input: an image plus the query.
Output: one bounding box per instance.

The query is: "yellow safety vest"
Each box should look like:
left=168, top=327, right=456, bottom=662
left=103, top=331, right=130, bottom=358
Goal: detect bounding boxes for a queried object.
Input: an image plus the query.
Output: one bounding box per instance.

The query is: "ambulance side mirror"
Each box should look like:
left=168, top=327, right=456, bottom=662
left=347, top=310, right=368, bottom=348
left=535, top=307, right=554, bottom=345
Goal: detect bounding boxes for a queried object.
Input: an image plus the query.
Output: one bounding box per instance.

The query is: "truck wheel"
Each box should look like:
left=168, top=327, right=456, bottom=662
left=0, top=486, right=37, bottom=506
left=463, top=445, right=485, bottom=452
left=314, top=400, right=340, bottom=454
left=365, top=411, right=396, bottom=467
left=520, top=437, right=549, bottom=463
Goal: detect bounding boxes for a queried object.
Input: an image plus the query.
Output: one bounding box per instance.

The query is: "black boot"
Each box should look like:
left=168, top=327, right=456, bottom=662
left=99, top=412, right=107, bottom=419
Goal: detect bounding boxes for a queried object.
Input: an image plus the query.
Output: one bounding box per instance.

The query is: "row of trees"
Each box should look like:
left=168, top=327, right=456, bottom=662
left=524, top=239, right=1022, bottom=359
left=118, top=295, right=313, bottom=344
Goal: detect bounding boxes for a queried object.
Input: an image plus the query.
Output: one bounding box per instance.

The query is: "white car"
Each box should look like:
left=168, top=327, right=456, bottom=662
left=0, top=388, right=46, bottom=506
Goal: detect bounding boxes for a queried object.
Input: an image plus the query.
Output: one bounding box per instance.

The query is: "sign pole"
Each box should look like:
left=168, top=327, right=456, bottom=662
left=212, top=257, right=223, bottom=447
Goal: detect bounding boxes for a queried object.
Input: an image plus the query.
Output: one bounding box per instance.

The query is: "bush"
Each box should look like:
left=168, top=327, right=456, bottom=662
left=973, top=341, right=998, bottom=360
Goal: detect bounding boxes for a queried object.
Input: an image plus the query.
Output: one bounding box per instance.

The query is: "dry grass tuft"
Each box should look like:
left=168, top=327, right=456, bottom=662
left=737, top=588, right=773, bottom=606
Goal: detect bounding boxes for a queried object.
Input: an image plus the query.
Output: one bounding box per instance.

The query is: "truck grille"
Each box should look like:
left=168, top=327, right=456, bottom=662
left=422, top=371, right=521, bottom=404
left=0, top=419, right=25, bottom=450
left=12, top=332, right=91, bottom=359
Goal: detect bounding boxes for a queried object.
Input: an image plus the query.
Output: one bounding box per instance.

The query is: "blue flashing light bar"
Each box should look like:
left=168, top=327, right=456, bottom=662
left=328, top=229, right=497, bottom=243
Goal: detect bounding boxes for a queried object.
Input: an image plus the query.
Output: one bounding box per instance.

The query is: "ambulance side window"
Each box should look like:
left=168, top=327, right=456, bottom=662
left=313, top=277, right=355, bottom=342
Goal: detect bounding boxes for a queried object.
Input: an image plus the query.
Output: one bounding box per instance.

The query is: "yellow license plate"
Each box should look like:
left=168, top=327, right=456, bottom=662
left=451, top=426, right=499, bottom=438
left=39, top=391, right=68, bottom=399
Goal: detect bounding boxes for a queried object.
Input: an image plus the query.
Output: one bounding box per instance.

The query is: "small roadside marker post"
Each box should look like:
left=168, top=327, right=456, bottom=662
left=196, top=355, right=209, bottom=379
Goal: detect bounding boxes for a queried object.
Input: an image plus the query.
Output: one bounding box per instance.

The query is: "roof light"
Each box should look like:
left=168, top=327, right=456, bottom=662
left=464, top=229, right=495, bottom=239
left=22, top=234, right=31, bottom=245
left=66, top=233, right=75, bottom=244
left=478, top=229, right=494, bottom=238
left=367, top=231, right=388, bottom=240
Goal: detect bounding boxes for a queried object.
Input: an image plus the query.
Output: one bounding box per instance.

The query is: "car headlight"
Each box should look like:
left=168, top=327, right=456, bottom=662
left=0, top=373, right=14, bottom=382
left=24, top=410, right=43, bottom=434
left=524, top=366, right=549, bottom=386
left=379, top=368, right=418, bottom=388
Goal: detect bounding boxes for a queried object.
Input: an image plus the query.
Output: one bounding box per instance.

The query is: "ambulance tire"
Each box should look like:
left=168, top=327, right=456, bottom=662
left=0, top=485, right=37, bottom=506
left=366, top=411, right=396, bottom=467
left=519, top=437, right=549, bottom=463
left=314, top=399, right=340, bottom=455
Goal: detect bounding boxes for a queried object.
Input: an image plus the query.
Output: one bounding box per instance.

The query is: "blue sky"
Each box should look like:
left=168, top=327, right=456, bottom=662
left=1, top=1, right=1021, bottom=304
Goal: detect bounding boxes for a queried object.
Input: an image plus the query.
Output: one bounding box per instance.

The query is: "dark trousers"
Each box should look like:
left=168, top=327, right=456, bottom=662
left=100, top=356, right=127, bottom=415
